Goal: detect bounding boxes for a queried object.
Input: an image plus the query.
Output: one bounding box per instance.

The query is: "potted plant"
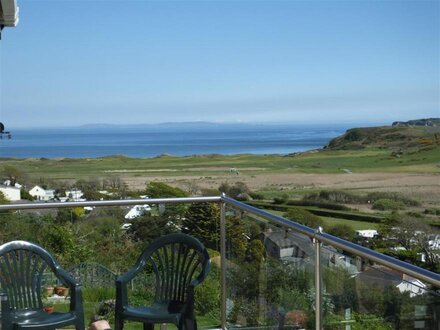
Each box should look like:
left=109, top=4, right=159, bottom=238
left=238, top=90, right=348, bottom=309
left=45, top=285, right=55, bottom=297
left=285, top=310, right=307, bottom=329
left=43, top=305, right=55, bottom=314
left=55, top=285, right=68, bottom=296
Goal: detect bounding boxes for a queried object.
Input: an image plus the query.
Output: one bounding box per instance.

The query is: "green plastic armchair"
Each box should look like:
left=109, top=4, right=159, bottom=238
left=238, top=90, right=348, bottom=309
left=115, top=233, right=211, bottom=330
left=0, top=240, right=84, bottom=330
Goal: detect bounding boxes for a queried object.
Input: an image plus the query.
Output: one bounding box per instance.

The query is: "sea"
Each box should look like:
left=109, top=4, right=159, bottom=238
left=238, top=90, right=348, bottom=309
left=0, top=123, right=355, bottom=159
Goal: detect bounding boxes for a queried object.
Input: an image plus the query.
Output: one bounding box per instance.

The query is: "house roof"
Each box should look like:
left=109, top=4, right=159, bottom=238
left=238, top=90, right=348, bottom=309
left=261, top=230, right=314, bottom=254
left=355, top=265, right=403, bottom=289
left=0, top=0, right=19, bottom=28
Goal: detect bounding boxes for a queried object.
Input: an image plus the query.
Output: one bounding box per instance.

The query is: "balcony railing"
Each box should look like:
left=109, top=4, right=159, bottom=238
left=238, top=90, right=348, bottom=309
left=1, top=195, right=439, bottom=329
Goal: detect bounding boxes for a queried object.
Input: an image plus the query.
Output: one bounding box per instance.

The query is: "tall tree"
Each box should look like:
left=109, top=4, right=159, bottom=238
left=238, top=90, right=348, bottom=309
left=1, top=165, right=23, bottom=185
left=182, top=202, right=220, bottom=250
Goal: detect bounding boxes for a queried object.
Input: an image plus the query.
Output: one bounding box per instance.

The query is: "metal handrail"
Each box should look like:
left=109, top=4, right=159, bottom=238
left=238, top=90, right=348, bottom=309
left=0, top=196, right=221, bottom=210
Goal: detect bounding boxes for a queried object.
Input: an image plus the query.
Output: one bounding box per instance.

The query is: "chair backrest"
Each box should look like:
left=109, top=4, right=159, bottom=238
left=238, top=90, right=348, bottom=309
left=137, top=233, right=210, bottom=305
left=0, top=241, right=59, bottom=310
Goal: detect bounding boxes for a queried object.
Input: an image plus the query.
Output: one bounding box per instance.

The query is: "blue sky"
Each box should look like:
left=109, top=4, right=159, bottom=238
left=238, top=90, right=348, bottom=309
left=0, top=0, right=438, bottom=128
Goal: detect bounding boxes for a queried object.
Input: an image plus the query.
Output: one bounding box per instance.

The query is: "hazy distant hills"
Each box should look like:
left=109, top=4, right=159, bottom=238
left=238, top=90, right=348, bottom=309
left=326, top=118, right=440, bottom=150
left=392, top=118, right=440, bottom=127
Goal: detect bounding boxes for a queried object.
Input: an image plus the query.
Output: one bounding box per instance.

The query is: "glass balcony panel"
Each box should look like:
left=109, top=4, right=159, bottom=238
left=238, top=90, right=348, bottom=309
left=224, top=205, right=316, bottom=329
left=321, top=244, right=440, bottom=330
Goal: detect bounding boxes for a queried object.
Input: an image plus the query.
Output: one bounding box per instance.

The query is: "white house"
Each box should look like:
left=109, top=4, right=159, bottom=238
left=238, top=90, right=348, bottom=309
left=355, top=229, right=378, bottom=239
left=0, top=184, right=21, bottom=201
left=65, top=188, right=84, bottom=202
left=397, top=276, right=427, bottom=298
left=29, top=185, right=54, bottom=201
left=124, top=204, right=151, bottom=220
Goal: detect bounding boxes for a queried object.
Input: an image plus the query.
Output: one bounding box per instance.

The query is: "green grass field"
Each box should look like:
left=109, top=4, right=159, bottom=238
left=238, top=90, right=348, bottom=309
left=1, top=146, right=439, bottom=181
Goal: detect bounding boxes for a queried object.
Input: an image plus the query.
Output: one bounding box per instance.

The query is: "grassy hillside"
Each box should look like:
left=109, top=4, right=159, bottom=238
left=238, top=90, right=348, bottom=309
left=326, top=124, right=440, bottom=151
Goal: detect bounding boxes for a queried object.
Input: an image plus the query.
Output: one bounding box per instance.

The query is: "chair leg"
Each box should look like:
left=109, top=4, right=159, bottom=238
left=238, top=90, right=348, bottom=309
left=114, top=317, right=124, bottom=330
left=183, top=318, right=197, bottom=330
left=143, top=323, right=154, bottom=330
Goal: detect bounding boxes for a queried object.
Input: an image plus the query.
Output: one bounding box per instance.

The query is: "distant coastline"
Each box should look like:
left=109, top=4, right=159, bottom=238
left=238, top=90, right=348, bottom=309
left=0, top=123, right=354, bottom=159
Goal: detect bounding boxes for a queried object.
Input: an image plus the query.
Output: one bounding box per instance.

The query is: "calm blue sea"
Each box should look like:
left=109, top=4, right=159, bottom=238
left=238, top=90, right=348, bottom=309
left=0, top=123, right=350, bottom=159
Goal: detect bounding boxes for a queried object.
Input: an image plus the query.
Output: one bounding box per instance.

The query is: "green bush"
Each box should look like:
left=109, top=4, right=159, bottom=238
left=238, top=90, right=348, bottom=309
left=367, top=192, right=419, bottom=206
left=195, top=268, right=220, bottom=317
left=304, top=190, right=362, bottom=204
left=372, top=199, right=406, bottom=211
left=284, top=207, right=323, bottom=228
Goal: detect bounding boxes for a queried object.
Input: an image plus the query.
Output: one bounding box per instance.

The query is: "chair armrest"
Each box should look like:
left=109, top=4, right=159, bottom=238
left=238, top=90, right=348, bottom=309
left=56, top=267, right=79, bottom=287
left=54, top=267, right=84, bottom=317
left=189, top=257, right=211, bottom=287
left=0, top=289, right=12, bottom=330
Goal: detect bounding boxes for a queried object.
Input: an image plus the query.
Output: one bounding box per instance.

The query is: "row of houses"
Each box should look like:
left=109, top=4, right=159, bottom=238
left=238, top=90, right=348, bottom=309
left=0, top=181, right=152, bottom=224
left=0, top=182, right=86, bottom=202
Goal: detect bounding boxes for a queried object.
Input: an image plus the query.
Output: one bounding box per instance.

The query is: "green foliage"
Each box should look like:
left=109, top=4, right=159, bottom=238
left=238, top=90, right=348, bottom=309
left=56, top=208, right=82, bottom=224
left=0, top=191, right=8, bottom=204
left=304, top=190, right=362, bottom=204
left=373, top=198, right=406, bottom=211
left=195, top=267, right=220, bottom=318
left=129, top=214, right=174, bottom=244
left=226, top=216, right=247, bottom=260
left=41, top=223, right=91, bottom=267
left=20, top=188, right=34, bottom=201
left=82, top=288, right=115, bottom=303
left=1, top=165, right=23, bottom=185
left=245, top=239, right=264, bottom=264
left=82, top=189, right=106, bottom=201
left=367, top=192, right=419, bottom=207
left=284, top=207, right=323, bottom=228
left=182, top=202, right=220, bottom=250
left=218, top=182, right=250, bottom=200
left=327, top=224, right=356, bottom=241
left=144, top=182, right=188, bottom=198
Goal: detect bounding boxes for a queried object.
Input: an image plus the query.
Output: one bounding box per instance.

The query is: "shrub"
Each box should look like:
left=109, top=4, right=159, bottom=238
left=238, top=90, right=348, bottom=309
left=287, top=200, right=350, bottom=211
left=304, top=190, right=362, bottom=204
left=327, top=224, right=356, bottom=241
left=284, top=208, right=323, bottom=228
left=372, top=199, right=406, bottom=211
left=366, top=192, right=419, bottom=206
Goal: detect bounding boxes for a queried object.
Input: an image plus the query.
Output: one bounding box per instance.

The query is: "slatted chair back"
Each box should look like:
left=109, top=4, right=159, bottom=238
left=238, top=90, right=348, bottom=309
left=138, top=233, right=210, bottom=305
left=0, top=241, right=58, bottom=311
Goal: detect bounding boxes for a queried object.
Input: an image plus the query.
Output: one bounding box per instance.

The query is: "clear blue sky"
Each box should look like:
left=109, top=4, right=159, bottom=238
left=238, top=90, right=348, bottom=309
left=0, top=0, right=439, bottom=128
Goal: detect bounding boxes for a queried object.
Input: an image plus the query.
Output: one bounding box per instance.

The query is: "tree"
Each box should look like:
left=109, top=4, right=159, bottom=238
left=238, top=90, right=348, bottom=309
left=327, top=224, right=356, bottom=241
left=144, top=182, right=188, bottom=198
left=284, top=207, right=323, bottom=228
left=55, top=208, right=84, bottom=224
left=0, top=191, right=8, bottom=204
left=219, top=182, right=250, bottom=200
left=226, top=216, right=247, bottom=260
left=129, top=214, right=174, bottom=244
left=1, top=165, right=23, bottom=185
left=182, top=202, right=220, bottom=250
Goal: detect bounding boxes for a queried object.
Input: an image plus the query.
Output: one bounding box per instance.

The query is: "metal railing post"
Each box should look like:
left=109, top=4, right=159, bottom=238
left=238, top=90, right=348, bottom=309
left=220, top=196, right=227, bottom=329
left=314, top=227, right=323, bottom=330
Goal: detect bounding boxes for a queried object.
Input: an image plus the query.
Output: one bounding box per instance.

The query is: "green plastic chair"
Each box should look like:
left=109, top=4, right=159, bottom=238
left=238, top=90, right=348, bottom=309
left=115, top=233, right=211, bottom=330
left=0, top=240, right=84, bottom=330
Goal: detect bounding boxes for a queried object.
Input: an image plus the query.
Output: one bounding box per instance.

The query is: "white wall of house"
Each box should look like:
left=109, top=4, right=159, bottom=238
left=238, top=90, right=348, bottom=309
left=124, top=205, right=151, bottom=220
left=397, top=279, right=426, bottom=297
left=0, top=185, right=21, bottom=201
left=29, top=185, right=52, bottom=201
left=65, top=189, right=83, bottom=201
left=356, top=230, right=378, bottom=238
